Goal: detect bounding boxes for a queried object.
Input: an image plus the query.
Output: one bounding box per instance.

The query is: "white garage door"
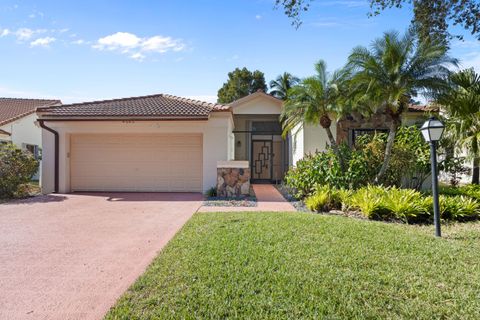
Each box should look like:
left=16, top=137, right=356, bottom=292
left=70, top=134, right=202, bottom=192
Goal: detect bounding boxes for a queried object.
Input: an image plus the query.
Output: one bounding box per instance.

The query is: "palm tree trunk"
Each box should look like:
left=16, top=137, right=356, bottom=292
left=324, top=126, right=345, bottom=171
left=472, top=138, right=479, bottom=184
left=375, top=118, right=400, bottom=184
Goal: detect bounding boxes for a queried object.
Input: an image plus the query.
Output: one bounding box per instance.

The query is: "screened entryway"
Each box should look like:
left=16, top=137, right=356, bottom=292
left=233, top=117, right=289, bottom=183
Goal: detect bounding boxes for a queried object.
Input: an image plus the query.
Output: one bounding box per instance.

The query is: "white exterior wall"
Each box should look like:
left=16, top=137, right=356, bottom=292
left=40, top=113, right=232, bottom=194
left=290, top=122, right=337, bottom=166
left=232, top=97, right=282, bottom=115
left=1, top=113, right=42, bottom=180
left=291, top=124, right=304, bottom=165
left=304, top=123, right=336, bottom=155
left=0, top=113, right=42, bottom=147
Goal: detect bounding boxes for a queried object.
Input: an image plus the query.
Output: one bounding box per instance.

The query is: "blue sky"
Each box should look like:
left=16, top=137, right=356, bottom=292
left=0, top=0, right=479, bottom=103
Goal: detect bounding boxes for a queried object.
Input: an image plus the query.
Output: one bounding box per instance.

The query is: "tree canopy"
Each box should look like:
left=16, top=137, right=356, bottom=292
left=275, top=0, right=480, bottom=44
left=269, top=72, right=300, bottom=100
left=217, top=67, right=267, bottom=104
left=437, top=68, right=480, bottom=184
left=347, top=29, right=456, bottom=183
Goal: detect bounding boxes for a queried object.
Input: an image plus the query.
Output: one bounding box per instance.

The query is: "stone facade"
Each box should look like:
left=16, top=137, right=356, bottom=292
left=336, top=112, right=392, bottom=145
left=217, top=167, right=251, bottom=198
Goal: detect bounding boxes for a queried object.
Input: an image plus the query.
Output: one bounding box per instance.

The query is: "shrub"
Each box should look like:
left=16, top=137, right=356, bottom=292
left=347, top=186, right=393, bottom=220
left=205, top=186, right=217, bottom=198
left=0, top=143, right=39, bottom=198
left=384, top=187, right=430, bottom=223
left=284, top=126, right=432, bottom=199
left=305, top=185, right=343, bottom=212
left=284, top=144, right=374, bottom=199
left=440, top=184, right=480, bottom=201
left=354, top=126, right=430, bottom=189
left=422, top=195, right=480, bottom=221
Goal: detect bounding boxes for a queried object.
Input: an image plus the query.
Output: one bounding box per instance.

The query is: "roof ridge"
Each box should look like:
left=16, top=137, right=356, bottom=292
left=0, top=97, right=60, bottom=101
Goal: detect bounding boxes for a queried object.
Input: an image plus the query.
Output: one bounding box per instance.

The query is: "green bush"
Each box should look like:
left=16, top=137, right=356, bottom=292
left=440, top=185, right=480, bottom=201
left=305, top=185, right=343, bottom=212
left=347, top=185, right=393, bottom=220
left=0, top=143, right=39, bottom=198
left=422, top=195, right=480, bottom=221
left=354, top=126, right=431, bottom=189
left=284, top=144, right=374, bottom=199
left=205, top=186, right=217, bottom=198
left=284, top=126, right=432, bottom=199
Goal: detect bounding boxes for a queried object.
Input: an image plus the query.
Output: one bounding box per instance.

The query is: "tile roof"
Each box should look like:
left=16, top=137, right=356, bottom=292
left=0, top=98, right=61, bottom=126
left=37, top=94, right=230, bottom=119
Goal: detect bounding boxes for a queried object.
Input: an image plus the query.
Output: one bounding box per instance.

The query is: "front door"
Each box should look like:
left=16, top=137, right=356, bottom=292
left=251, top=140, right=273, bottom=182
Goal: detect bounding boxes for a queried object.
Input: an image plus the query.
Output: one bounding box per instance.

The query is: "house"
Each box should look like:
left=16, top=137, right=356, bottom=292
left=0, top=98, right=61, bottom=180
left=37, top=92, right=430, bottom=194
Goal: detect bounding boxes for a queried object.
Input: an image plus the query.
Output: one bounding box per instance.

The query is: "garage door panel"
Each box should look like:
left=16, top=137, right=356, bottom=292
left=70, top=134, right=203, bottom=192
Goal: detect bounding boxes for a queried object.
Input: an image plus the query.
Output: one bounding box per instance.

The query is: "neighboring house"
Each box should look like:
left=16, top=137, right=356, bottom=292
left=0, top=98, right=61, bottom=180
left=37, top=92, right=430, bottom=194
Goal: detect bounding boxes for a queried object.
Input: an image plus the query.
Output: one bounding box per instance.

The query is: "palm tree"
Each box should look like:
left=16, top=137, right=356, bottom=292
left=347, top=29, right=456, bottom=183
left=269, top=72, right=300, bottom=100
left=281, top=60, right=350, bottom=169
left=437, top=68, right=480, bottom=184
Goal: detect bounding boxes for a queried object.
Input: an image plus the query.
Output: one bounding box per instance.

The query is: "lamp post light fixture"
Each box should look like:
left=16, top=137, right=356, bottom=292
left=420, top=117, right=445, bottom=237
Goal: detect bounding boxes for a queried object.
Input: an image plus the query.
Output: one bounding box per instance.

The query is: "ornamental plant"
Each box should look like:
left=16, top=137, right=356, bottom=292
left=0, top=143, right=39, bottom=198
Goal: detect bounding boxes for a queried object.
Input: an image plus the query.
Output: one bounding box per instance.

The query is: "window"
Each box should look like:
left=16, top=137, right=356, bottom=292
left=350, top=128, right=388, bottom=146
left=23, top=144, right=40, bottom=159
left=251, top=121, right=282, bottom=134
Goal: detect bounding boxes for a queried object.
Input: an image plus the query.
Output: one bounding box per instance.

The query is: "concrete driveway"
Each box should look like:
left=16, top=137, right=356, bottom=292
left=0, top=192, right=202, bottom=320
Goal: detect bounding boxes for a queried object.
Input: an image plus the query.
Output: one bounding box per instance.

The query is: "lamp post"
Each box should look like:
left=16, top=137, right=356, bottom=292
left=420, top=117, right=445, bottom=237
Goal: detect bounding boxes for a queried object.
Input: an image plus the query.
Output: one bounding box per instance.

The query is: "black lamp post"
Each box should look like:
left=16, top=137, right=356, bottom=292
left=420, top=117, right=445, bottom=237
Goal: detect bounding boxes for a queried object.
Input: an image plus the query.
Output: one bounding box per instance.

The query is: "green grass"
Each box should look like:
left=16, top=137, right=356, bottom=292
left=106, top=212, right=480, bottom=319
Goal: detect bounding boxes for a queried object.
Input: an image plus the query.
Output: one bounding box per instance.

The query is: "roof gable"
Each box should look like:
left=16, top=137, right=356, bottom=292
left=230, top=91, right=283, bottom=115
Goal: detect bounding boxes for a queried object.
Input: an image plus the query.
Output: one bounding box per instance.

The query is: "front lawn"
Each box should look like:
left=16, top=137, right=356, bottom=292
left=106, top=212, right=480, bottom=319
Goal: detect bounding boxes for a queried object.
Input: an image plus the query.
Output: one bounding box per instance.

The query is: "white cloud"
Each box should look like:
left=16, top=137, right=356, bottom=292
left=30, top=36, right=56, bottom=47
left=0, top=28, right=10, bottom=37
left=460, top=52, right=480, bottom=73
left=93, top=32, right=141, bottom=51
left=255, top=14, right=262, bottom=20
left=130, top=52, right=145, bottom=61
left=15, top=28, right=34, bottom=40
left=71, top=39, right=86, bottom=45
left=92, top=32, right=186, bottom=60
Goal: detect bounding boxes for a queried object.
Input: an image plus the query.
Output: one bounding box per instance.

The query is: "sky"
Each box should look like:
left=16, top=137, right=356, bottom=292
left=0, top=0, right=479, bottom=104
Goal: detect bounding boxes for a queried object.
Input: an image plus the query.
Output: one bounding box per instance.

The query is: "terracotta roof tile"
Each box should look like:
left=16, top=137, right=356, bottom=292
left=0, top=98, right=61, bottom=126
left=37, top=94, right=230, bottom=119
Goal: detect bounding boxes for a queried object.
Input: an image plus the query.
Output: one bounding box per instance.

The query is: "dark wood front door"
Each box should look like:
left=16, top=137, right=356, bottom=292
left=251, top=140, right=273, bottom=182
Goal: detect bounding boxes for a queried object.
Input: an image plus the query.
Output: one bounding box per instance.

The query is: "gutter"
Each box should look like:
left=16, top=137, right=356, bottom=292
left=37, top=120, right=59, bottom=193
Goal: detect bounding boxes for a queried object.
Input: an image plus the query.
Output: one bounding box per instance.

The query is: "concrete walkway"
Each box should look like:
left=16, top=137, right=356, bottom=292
left=198, top=184, right=296, bottom=212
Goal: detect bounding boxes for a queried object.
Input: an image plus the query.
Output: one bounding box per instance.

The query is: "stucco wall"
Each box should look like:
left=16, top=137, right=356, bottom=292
left=1, top=113, right=42, bottom=180
left=0, top=113, right=42, bottom=148
left=232, top=96, right=282, bottom=115
left=40, top=113, right=232, bottom=194
left=291, top=123, right=304, bottom=165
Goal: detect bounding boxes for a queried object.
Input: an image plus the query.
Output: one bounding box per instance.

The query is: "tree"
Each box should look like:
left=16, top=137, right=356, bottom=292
left=217, top=67, right=267, bottom=104
left=347, top=29, right=456, bottom=184
left=437, top=68, right=480, bottom=184
left=281, top=60, right=350, bottom=169
left=269, top=72, right=300, bottom=100
left=275, top=0, right=480, bottom=44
